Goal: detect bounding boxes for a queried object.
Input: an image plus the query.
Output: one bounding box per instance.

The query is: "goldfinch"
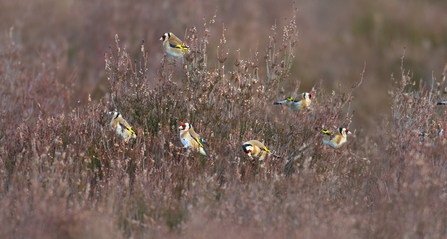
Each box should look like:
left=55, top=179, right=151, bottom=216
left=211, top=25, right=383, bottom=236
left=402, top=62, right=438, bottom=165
left=433, top=129, right=446, bottom=143
left=418, top=129, right=446, bottom=143
left=439, top=129, right=447, bottom=144
left=179, top=122, right=209, bottom=156
left=320, top=127, right=351, bottom=149
left=418, top=132, right=430, bottom=138
left=273, top=92, right=312, bottom=111
left=159, top=32, right=189, bottom=58
left=241, top=140, right=281, bottom=161
left=109, top=111, right=137, bottom=142
left=436, top=100, right=447, bottom=105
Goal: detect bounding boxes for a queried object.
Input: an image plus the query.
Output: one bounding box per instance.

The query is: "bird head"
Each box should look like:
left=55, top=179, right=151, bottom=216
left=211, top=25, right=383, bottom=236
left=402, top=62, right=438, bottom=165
left=159, top=32, right=170, bottom=42
left=339, top=128, right=351, bottom=137
left=242, top=144, right=253, bottom=154
left=109, top=111, right=119, bottom=119
left=303, top=92, right=312, bottom=101
left=179, top=122, right=190, bottom=131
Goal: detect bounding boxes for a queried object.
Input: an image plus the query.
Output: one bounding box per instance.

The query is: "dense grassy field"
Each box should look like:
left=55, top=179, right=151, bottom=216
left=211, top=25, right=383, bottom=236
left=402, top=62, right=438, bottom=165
left=1, top=1, right=447, bottom=238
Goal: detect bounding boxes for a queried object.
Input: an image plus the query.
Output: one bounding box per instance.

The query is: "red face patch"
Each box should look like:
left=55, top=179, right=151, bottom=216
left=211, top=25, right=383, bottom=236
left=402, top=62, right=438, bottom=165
left=180, top=123, right=186, bottom=130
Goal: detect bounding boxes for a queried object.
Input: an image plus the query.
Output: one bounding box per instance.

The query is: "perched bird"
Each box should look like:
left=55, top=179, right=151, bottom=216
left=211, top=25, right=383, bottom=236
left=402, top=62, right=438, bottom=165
left=433, top=129, right=446, bottom=144
left=439, top=129, right=447, bottom=144
left=436, top=100, right=447, bottom=105
left=109, top=111, right=137, bottom=142
left=417, top=130, right=431, bottom=143
left=418, top=128, right=446, bottom=144
left=241, top=140, right=281, bottom=162
left=273, top=92, right=312, bottom=111
left=159, top=32, right=189, bottom=58
left=320, top=127, right=351, bottom=149
left=179, top=122, right=209, bottom=156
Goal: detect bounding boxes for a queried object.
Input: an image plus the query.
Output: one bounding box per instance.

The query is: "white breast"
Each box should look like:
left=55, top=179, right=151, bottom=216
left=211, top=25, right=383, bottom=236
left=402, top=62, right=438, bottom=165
left=115, top=123, right=122, bottom=134
left=180, top=132, right=191, bottom=148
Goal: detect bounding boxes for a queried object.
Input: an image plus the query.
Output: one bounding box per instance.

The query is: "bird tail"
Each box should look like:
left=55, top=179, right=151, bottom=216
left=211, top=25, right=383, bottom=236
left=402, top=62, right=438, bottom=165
left=269, top=152, right=281, bottom=158
left=437, top=101, right=447, bottom=105
left=273, top=100, right=287, bottom=105
left=199, top=147, right=208, bottom=157
left=201, top=139, right=210, bottom=147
